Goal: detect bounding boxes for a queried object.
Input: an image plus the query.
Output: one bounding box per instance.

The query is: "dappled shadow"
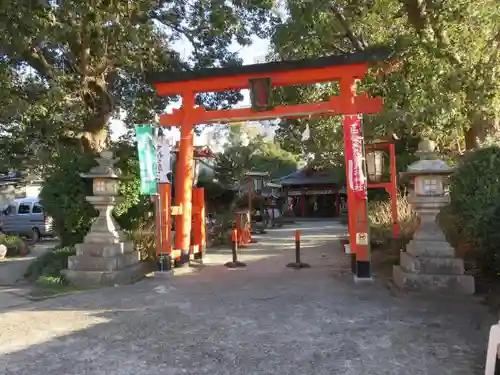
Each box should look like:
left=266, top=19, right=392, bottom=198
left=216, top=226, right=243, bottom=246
left=0, top=220, right=494, bottom=375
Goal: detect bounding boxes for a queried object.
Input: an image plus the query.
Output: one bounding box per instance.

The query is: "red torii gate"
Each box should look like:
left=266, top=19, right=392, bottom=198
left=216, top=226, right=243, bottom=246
left=150, top=47, right=390, bottom=280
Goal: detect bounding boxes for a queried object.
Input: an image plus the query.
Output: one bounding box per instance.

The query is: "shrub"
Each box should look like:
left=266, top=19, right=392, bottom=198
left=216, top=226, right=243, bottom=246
left=24, top=246, right=76, bottom=283
left=127, top=220, right=156, bottom=261
left=446, top=147, right=500, bottom=276
left=40, top=150, right=97, bottom=246
left=368, top=192, right=419, bottom=246
left=41, top=145, right=152, bottom=247
left=0, top=234, right=29, bottom=257
left=207, top=212, right=235, bottom=247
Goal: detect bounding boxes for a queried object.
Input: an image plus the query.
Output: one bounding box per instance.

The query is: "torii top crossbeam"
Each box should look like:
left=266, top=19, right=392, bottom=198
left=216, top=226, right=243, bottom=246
left=149, top=46, right=390, bottom=124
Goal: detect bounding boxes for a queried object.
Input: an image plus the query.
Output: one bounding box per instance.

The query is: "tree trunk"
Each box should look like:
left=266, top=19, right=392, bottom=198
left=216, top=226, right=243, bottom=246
left=81, top=78, right=113, bottom=153
left=82, top=112, right=110, bottom=153
left=464, top=126, right=479, bottom=150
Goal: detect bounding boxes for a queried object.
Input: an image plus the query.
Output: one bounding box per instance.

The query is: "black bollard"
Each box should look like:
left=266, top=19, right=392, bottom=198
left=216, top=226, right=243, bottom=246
left=287, top=230, right=310, bottom=269
left=157, top=252, right=172, bottom=272
left=225, top=230, right=247, bottom=268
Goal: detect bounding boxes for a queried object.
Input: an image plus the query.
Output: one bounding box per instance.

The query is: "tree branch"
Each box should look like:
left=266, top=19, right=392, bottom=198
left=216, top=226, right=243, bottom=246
left=80, top=15, right=90, bottom=76
left=329, top=4, right=367, bottom=52
left=21, top=48, right=55, bottom=80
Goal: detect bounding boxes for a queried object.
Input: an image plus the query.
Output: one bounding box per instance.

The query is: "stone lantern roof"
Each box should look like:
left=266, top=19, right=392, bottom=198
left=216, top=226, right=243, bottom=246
left=81, top=151, right=122, bottom=180
left=401, top=138, right=454, bottom=178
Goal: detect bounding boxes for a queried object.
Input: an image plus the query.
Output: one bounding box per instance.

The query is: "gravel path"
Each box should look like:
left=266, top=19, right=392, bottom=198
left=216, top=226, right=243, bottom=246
left=0, top=221, right=493, bottom=375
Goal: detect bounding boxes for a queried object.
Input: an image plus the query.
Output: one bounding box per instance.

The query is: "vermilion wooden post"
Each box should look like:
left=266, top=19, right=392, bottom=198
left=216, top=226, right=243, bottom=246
left=192, top=187, right=206, bottom=258
left=174, top=92, right=195, bottom=266
left=340, top=72, right=371, bottom=280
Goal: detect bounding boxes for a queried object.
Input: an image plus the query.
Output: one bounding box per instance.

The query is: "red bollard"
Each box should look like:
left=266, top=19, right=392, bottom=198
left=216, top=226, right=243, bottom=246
left=287, top=229, right=310, bottom=269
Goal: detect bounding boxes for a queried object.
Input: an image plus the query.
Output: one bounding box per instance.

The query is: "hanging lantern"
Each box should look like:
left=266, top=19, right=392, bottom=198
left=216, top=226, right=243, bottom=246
left=245, top=171, right=269, bottom=195
left=249, top=77, right=273, bottom=112
left=366, top=149, right=385, bottom=182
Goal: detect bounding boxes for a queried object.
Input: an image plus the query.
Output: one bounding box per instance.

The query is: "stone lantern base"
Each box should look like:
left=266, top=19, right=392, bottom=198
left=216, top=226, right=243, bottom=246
left=63, top=241, right=149, bottom=287
left=393, top=239, right=475, bottom=294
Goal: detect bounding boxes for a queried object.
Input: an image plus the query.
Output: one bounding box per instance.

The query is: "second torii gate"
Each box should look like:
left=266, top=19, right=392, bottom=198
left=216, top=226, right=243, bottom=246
left=150, top=47, right=390, bottom=280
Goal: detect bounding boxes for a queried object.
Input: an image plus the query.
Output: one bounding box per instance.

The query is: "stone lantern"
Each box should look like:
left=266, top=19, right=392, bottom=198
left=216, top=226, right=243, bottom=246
left=63, top=151, right=146, bottom=287
left=392, top=138, right=474, bottom=294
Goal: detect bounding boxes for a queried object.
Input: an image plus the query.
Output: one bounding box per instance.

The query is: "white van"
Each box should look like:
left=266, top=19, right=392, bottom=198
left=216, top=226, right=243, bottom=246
left=0, top=197, right=54, bottom=242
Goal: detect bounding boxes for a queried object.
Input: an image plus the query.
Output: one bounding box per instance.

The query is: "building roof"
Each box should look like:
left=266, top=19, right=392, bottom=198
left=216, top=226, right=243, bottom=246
left=277, top=167, right=343, bottom=186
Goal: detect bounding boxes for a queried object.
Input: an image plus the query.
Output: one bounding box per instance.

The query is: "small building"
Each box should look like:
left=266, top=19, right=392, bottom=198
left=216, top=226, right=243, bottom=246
left=278, top=167, right=346, bottom=218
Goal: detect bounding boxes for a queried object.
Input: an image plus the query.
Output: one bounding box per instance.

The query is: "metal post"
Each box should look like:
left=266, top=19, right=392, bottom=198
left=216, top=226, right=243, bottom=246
left=286, top=230, right=310, bottom=269
left=225, top=230, right=247, bottom=268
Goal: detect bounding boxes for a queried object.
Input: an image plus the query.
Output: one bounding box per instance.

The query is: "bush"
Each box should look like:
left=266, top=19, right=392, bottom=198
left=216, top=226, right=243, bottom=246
left=24, top=246, right=76, bottom=283
left=207, top=212, right=235, bottom=247
left=0, top=234, right=29, bottom=257
left=446, top=147, right=500, bottom=277
left=41, top=145, right=152, bottom=247
left=368, top=192, right=419, bottom=246
left=127, top=220, right=156, bottom=261
left=40, top=150, right=97, bottom=246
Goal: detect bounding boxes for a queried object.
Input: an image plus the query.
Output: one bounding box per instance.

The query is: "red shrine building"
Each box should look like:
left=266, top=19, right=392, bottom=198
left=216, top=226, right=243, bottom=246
left=278, top=168, right=346, bottom=218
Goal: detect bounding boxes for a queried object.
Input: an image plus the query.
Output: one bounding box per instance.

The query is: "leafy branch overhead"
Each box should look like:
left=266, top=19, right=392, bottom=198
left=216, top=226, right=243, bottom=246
left=271, top=0, right=500, bottom=153
left=0, top=0, right=278, bottom=171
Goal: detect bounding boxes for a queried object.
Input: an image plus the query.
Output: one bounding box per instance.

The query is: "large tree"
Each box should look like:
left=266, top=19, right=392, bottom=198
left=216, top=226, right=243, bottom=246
left=0, top=0, right=277, bottom=171
left=271, top=0, right=500, bottom=153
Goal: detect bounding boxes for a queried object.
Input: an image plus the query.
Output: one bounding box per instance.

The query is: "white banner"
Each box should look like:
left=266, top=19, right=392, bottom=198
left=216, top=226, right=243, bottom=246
left=156, top=133, right=172, bottom=183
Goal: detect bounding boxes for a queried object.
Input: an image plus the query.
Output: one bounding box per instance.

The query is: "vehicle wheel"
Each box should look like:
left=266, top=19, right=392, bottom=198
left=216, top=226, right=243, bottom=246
left=31, top=228, right=41, bottom=243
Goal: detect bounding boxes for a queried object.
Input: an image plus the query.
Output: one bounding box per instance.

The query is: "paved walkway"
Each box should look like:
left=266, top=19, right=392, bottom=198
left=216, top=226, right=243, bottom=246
left=0, top=221, right=494, bottom=374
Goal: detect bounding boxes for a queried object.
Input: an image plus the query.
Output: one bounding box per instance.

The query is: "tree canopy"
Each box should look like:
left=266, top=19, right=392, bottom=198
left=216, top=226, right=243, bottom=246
left=0, top=0, right=278, bottom=172
left=271, top=0, right=500, bottom=154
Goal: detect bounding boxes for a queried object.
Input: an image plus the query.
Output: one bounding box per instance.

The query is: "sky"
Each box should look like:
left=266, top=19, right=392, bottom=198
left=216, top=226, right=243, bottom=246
left=109, top=36, right=271, bottom=149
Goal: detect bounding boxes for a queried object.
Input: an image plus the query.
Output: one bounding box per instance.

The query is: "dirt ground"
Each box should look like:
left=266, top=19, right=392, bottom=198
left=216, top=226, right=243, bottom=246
left=0, top=220, right=495, bottom=375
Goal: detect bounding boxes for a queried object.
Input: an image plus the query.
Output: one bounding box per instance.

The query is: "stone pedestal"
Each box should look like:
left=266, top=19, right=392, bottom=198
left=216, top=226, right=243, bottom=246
left=392, top=139, right=474, bottom=294
left=62, top=151, right=147, bottom=287
left=63, top=199, right=145, bottom=287
left=392, top=194, right=475, bottom=294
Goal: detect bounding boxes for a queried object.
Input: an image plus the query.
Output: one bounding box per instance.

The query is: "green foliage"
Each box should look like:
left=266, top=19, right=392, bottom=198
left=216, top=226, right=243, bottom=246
left=24, top=246, right=76, bottom=284
left=127, top=224, right=155, bottom=261
left=270, top=0, right=500, bottom=153
left=0, top=234, right=28, bottom=257
left=0, top=0, right=279, bottom=171
left=215, top=137, right=299, bottom=186
left=40, top=143, right=149, bottom=246
left=112, top=143, right=153, bottom=231
left=40, top=150, right=97, bottom=246
left=447, top=147, right=500, bottom=276
left=368, top=192, right=419, bottom=245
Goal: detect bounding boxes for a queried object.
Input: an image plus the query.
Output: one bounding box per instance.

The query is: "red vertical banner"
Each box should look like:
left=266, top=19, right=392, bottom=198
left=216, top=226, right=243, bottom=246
left=343, top=115, right=371, bottom=276
left=345, top=116, right=367, bottom=201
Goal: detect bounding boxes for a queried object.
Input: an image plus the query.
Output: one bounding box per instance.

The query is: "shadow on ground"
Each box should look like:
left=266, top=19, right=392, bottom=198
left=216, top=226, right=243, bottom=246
left=0, top=220, right=494, bottom=375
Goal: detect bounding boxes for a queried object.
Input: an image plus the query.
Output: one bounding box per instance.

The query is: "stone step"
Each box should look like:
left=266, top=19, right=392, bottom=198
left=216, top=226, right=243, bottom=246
left=392, top=265, right=475, bottom=294
left=406, top=241, right=456, bottom=258
left=62, top=262, right=150, bottom=287
left=67, top=251, right=139, bottom=272
left=75, top=242, right=134, bottom=257
left=400, top=252, right=465, bottom=275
